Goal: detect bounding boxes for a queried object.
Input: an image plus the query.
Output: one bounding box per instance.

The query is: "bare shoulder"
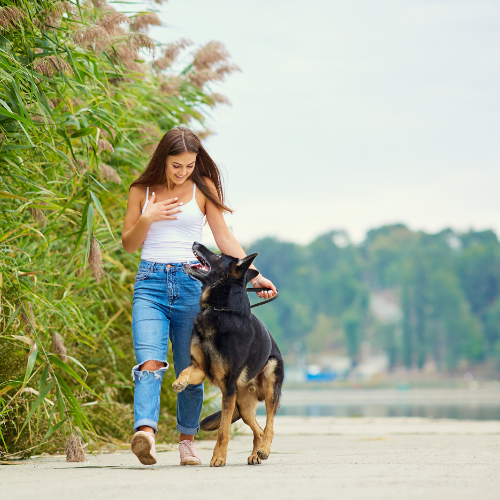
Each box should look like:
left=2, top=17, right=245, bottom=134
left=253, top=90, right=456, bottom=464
left=127, top=185, right=149, bottom=209
left=128, top=185, right=146, bottom=199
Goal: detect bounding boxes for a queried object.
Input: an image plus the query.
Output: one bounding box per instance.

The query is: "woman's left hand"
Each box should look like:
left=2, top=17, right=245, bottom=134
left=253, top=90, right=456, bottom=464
left=254, top=276, right=277, bottom=299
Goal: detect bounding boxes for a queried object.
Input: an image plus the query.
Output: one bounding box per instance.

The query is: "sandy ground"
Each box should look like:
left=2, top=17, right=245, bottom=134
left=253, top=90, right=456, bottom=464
left=2, top=416, right=500, bottom=500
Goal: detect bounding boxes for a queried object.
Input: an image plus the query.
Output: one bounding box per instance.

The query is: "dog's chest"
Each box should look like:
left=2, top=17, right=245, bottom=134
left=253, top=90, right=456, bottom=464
left=194, top=315, right=218, bottom=340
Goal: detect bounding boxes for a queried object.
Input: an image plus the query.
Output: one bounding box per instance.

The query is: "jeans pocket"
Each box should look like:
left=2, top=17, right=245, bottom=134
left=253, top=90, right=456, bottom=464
left=136, top=268, right=151, bottom=282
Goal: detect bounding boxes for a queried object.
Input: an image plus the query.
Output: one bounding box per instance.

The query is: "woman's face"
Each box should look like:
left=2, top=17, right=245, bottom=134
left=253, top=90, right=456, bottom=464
left=165, top=151, right=197, bottom=186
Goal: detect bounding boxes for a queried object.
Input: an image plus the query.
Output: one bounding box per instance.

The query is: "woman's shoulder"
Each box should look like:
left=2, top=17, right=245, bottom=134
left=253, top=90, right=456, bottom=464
left=129, top=184, right=149, bottom=198
left=129, top=184, right=147, bottom=192
left=128, top=185, right=151, bottom=209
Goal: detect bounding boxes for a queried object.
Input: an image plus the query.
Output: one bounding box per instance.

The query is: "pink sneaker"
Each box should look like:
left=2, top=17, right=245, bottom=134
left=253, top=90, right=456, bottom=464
left=179, top=439, right=201, bottom=465
left=131, top=431, right=157, bottom=465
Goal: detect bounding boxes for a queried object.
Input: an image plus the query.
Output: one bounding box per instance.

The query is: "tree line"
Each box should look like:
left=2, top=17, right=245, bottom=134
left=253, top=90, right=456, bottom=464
left=249, top=225, right=500, bottom=373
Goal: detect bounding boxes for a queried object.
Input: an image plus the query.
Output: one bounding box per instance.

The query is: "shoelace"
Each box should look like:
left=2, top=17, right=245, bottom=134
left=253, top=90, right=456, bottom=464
left=179, top=440, right=200, bottom=459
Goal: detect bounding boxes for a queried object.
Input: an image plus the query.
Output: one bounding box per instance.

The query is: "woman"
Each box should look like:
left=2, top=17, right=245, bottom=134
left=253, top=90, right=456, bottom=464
left=122, top=126, right=277, bottom=466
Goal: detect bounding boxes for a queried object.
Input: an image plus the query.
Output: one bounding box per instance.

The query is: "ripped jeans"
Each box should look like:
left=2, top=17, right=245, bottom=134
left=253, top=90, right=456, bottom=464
left=131, top=260, right=203, bottom=435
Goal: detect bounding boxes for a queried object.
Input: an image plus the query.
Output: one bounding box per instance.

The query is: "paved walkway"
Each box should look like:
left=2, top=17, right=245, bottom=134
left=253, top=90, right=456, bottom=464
left=2, top=416, right=500, bottom=500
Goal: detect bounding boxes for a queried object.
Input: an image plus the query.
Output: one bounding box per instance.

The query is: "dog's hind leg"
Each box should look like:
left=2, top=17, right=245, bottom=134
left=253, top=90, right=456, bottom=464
left=237, top=392, right=263, bottom=465
left=257, top=358, right=284, bottom=461
left=172, top=364, right=205, bottom=393
left=210, top=391, right=237, bottom=467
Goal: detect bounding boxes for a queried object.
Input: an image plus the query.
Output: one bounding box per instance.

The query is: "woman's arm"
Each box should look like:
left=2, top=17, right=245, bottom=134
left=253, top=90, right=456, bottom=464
left=204, top=179, right=277, bottom=299
left=122, top=186, right=182, bottom=253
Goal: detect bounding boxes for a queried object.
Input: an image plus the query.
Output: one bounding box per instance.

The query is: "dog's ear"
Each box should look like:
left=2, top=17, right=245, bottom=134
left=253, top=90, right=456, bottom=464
left=246, top=268, right=260, bottom=284
left=236, top=253, right=258, bottom=273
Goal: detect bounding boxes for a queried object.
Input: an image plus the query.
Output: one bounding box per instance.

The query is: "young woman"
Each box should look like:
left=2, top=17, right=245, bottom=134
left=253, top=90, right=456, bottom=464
left=121, top=126, right=277, bottom=466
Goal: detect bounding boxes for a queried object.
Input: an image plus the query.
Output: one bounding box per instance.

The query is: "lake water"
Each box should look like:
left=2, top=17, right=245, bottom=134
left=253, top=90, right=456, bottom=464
left=255, top=388, right=500, bottom=420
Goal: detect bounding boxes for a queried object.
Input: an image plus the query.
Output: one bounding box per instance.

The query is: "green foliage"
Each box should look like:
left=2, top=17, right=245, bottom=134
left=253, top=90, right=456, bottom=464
left=0, top=0, right=233, bottom=458
left=249, top=225, right=500, bottom=375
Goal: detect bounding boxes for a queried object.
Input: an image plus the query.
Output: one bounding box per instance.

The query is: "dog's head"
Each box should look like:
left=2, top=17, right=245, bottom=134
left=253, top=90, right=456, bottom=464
left=184, top=242, right=259, bottom=288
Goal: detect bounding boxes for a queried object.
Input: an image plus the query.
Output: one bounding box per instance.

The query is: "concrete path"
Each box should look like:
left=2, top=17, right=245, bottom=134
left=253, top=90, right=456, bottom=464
left=2, top=416, right=500, bottom=500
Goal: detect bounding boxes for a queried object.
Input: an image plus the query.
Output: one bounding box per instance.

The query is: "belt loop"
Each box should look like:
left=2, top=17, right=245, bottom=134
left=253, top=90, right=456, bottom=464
left=150, top=261, right=154, bottom=271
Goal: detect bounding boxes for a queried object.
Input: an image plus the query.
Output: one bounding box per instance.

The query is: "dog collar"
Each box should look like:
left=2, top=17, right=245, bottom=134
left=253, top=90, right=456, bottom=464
left=201, top=287, right=280, bottom=313
left=201, top=305, right=233, bottom=312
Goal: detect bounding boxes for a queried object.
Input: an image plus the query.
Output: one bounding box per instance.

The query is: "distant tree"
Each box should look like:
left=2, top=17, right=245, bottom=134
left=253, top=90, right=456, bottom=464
left=245, top=227, right=500, bottom=376
left=342, top=311, right=363, bottom=366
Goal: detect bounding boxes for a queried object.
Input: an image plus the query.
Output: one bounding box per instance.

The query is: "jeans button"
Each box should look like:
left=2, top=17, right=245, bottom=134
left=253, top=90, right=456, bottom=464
left=166, top=265, right=171, bottom=268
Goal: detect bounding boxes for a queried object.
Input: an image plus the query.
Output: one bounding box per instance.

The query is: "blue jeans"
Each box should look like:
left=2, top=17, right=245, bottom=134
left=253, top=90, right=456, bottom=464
left=131, top=260, right=203, bottom=435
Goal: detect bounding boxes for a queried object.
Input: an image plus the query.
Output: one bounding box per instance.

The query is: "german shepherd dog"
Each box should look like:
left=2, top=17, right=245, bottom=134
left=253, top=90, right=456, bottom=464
left=172, top=242, right=284, bottom=467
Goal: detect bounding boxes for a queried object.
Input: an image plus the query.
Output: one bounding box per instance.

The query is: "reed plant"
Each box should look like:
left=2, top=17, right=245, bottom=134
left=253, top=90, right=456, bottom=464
left=0, top=0, right=237, bottom=458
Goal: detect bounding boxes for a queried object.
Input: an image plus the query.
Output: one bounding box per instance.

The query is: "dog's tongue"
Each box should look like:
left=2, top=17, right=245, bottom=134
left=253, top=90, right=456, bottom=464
left=191, top=263, right=209, bottom=271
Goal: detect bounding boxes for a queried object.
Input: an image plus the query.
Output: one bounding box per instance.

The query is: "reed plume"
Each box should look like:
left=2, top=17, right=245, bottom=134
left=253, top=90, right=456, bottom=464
left=97, top=11, right=129, bottom=34
left=88, top=237, right=104, bottom=283
left=154, top=38, right=193, bottom=70
left=29, top=206, right=47, bottom=228
left=51, top=332, right=68, bottom=362
left=20, top=302, right=35, bottom=334
left=188, top=41, right=241, bottom=88
left=130, top=13, right=161, bottom=33
left=100, top=163, right=121, bottom=184
left=127, top=32, right=156, bottom=56
left=73, top=25, right=110, bottom=49
left=0, top=6, right=26, bottom=32
left=33, top=56, right=73, bottom=77
left=66, top=434, right=85, bottom=462
left=97, top=138, right=114, bottom=154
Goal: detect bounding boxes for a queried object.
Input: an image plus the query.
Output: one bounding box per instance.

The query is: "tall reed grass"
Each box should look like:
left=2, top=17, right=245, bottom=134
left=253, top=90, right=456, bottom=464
left=0, top=0, right=236, bottom=458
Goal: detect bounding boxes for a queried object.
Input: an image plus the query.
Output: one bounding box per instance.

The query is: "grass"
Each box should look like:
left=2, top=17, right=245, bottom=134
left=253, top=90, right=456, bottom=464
left=0, top=0, right=234, bottom=458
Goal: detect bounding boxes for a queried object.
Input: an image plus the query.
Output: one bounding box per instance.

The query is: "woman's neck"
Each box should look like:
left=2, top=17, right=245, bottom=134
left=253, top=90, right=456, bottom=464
left=160, top=178, right=191, bottom=192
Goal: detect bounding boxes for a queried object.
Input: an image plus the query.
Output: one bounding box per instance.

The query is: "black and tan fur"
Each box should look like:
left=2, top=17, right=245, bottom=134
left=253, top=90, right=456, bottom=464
left=172, top=242, right=284, bottom=467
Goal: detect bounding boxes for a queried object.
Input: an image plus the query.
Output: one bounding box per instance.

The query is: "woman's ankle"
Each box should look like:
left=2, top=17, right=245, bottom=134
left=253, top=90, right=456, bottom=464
left=138, top=425, right=155, bottom=435
left=179, top=433, right=194, bottom=442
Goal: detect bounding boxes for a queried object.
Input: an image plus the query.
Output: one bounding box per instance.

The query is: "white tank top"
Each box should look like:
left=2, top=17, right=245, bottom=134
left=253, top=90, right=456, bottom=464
left=140, top=182, right=204, bottom=263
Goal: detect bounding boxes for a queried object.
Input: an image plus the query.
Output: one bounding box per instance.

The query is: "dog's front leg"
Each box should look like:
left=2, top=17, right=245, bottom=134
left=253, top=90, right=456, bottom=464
left=172, top=364, right=205, bottom=393
left=210, top=391, right=237, bottom=467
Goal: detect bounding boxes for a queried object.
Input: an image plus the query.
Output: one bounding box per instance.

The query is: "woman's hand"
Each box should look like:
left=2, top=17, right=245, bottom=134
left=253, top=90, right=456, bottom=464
left=142, top=191, right=183, bottom=223
left=253, top=276, right=278, bottom=299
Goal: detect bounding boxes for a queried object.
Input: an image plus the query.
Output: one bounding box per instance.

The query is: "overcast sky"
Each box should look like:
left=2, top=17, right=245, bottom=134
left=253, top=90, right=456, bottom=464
left=122, top=0, right=500, bottom=245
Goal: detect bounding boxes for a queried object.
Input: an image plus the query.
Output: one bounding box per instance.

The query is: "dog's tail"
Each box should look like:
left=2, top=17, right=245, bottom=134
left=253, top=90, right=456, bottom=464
left=200, top=405, right=241, bottom=431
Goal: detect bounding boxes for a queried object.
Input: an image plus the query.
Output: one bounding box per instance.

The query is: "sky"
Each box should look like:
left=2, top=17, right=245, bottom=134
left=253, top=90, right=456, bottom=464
left=119, top=0, right=500, bottom=246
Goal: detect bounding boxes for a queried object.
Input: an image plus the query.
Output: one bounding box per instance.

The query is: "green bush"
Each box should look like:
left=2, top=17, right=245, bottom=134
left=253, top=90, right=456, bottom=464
left=0, top=0, right=236, bottom=458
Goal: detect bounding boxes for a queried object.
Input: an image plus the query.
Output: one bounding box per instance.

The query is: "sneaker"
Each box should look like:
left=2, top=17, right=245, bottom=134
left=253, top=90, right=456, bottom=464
left=131, top=431, right=157, bottom=465
left=179, top=439, right=201, bottom=465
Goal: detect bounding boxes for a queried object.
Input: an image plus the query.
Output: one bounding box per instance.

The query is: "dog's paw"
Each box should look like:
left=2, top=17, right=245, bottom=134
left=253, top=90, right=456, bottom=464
left=172, top=379, right=188, bottom=393
left=210, top=455, right=226, bottom=467
left=248, top=453, right=261, bottom=465
left=257, top=449, right=269, bottom=460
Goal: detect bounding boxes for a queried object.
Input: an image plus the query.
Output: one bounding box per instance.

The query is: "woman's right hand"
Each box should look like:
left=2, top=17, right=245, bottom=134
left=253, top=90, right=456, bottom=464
left=142, top=191, right=183, bottom=223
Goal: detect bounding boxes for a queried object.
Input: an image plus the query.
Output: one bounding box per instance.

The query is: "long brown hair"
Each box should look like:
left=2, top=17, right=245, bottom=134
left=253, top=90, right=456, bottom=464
left=130, top=126, right=233, bottom=213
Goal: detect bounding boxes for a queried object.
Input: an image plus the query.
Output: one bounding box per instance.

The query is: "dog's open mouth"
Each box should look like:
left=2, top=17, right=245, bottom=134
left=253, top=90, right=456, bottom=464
left=186, top=249, right=210, bottom=276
